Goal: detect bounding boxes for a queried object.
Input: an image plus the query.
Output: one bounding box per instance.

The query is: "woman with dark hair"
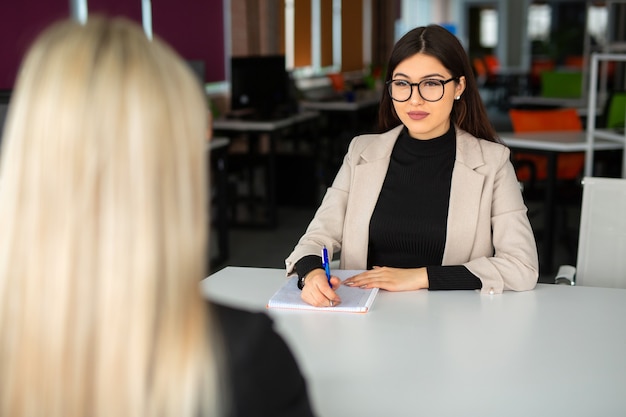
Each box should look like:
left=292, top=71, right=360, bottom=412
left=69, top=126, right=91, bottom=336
left=378, top=25, right=498, bottom=141
left=286, top=25, right=538, bottom=307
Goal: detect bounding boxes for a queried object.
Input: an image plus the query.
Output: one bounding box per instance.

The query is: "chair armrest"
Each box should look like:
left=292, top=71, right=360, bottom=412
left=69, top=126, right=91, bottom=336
left=554, top=265, right=576, bottom=285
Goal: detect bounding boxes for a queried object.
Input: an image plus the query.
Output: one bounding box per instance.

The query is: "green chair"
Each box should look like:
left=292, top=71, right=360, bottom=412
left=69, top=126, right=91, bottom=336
left=595, top=91, right=626, bottom=178
left=604, top=91, right=626, bottom=129
left=540, top=70, right=583, bottom=98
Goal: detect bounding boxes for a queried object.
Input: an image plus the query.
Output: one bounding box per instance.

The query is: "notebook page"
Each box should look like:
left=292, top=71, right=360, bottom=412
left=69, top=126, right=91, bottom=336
left=267, top=270, right=378, bottom=313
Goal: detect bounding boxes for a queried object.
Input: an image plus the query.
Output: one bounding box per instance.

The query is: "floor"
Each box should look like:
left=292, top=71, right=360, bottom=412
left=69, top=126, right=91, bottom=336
left=210, top=206, right=318, bottom=272
left=209, top=103, right=578, bottom=285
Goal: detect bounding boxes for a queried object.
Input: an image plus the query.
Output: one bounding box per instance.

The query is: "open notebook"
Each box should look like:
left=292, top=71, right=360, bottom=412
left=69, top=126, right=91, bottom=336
left=267, top=270, right=378, bottom=313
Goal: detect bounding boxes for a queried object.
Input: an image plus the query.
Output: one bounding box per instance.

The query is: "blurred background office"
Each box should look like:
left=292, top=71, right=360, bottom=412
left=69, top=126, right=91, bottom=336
left=2, top=0, right=625, bottom=279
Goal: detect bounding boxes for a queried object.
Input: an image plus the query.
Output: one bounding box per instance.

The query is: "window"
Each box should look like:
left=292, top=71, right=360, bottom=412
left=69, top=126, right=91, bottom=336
left=587, top=4, right=607, bottom=46
left=528, top=4, right=551, bottom=42
left=286, top=0, right=368, bottom=77
left=480, top=8, right=497, bottom=48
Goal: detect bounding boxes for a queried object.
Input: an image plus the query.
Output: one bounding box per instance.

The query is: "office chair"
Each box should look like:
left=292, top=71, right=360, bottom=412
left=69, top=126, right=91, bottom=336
left=539, top=70, right=583, bottom=99
left=508, top=107, right=585, bottom=184
left=592, top=91, right=626, bottom=178
left=508, top=107, right=586, bottom=261
left=528, top=58, right=555, bottom=95
left=564, top=55, right=585, bottom=69
left=555, top=177, right=626, bottom=288
left=483, top=55, right=500, bottom=79
left=327, top=72, right=345, bottom=92
left=473, top=56, right=506, bottom=106
left=603, top=91, right=626, bottom=129
left=472, top=57, right=488, bottom=86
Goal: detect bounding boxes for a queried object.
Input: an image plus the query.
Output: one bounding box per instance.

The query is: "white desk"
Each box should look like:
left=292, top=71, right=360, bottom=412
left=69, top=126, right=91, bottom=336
left=212, top=111, right=320, bottom=133
left=207, top=138, right=231, bottom=267
left=508, top=96, right=590, bottom=113
left=499, top=131, right=623, bottom=152
left=299, top=96, right=380, bottom=186
left=499, top=131, right=623, bottom=272
left=491, top=67, right=529, bottom=101
left=212, top=111, right=320, bottom=228
left=299, top=95, right=379, bottom=113
left=298, top=96, right=379, bottom=136
left=203, top=267, right=626, bottom=417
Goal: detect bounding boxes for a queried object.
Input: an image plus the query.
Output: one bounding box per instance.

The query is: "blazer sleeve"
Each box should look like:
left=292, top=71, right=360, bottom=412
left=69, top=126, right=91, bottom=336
left=461, top=142, right=539, bottom=294
left=211, top=303, right=316, bottom=417
left=284, top=138, right=359, bottom=275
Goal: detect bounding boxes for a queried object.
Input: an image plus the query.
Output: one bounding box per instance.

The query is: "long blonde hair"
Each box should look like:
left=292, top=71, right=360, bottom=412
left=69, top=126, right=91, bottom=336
left=0, top=17, right=221, bottom=416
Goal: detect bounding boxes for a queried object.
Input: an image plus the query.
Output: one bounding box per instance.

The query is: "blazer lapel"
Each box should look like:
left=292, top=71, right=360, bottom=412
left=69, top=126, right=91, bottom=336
left=343, top=126, right=401, bottom=268
left=443, top=129, right=486, bottom=264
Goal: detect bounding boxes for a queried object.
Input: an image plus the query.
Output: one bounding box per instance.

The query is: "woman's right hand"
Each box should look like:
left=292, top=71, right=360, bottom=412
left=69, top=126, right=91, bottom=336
left=301, top=268, right=342, bottom=307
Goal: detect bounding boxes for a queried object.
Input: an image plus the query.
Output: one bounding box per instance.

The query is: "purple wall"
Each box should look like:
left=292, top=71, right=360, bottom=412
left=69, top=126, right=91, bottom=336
left=88, top=0, right=142, bottom=23
left=152, top=0, right=225, bottom=82
left=0, top=0, right=226, bottom=89
left=0, top=1, right=70, bottom=89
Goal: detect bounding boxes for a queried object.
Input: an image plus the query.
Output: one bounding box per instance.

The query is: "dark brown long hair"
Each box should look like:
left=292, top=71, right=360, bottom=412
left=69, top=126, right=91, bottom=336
left=378, top=25, right=500, bottom=143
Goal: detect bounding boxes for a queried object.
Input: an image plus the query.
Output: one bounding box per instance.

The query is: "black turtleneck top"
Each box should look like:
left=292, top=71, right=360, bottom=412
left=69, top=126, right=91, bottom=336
left=296, top=125, right=482, bottom=290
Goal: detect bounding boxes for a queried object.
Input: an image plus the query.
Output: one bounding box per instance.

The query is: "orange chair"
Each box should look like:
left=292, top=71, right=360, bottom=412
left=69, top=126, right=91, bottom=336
left=483, top=55, right=500, bottom=79
left=474, top=55, right=505, bottom=105
left=564, top=55, right=585, bottom=69
left=327, top=73, right=345, bottom=92
left=509, top=108, right=586, bottom=265
left=508, top=108, right=585, bottom=183
left=529, top=58, right=555, bottom=94
left=473, top=57, right=488, bottom=86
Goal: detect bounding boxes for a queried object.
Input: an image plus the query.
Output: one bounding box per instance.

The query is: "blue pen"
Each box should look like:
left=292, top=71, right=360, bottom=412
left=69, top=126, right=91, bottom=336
left=322, top=246, right=332, bottom=287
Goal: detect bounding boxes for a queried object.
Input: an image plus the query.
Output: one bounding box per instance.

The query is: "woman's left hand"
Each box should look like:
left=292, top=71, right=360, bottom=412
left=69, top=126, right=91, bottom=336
left=343, top=266, right=429, bottom=291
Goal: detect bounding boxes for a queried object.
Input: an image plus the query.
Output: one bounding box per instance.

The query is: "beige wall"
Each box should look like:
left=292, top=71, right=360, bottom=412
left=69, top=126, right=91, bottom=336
left=231, top=0, right=284, bottom=56
left=341, top=0, right=363, bottom=72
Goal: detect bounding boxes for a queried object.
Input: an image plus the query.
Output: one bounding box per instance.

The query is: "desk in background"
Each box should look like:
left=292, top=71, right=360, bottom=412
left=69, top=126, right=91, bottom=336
left=491, top=66, right=530, bottom=105
left=299, top=94, right=379, bottom=113
left=208, top=137, right=230, bottom=268
left=499, top=131, right=623, bottom=273
left=212, top=111, right=319, bottom=228
left=203, top=267, right=626, bottom=417
left=300, top=95, right=379, bottom=185
left=509, top=96, right=587, bottom=110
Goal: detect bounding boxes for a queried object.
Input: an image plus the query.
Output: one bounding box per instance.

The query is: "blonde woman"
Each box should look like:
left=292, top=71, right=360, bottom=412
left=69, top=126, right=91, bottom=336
left=0, top=17, right=314, bottom=417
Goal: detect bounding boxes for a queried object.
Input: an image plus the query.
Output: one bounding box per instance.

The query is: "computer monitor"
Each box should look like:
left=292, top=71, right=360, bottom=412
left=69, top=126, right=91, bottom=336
left=186, top=60, right=206, bottom=85
left=230, top=55, right=295, bottom=120
left=0, top=90, right=11, bottom=146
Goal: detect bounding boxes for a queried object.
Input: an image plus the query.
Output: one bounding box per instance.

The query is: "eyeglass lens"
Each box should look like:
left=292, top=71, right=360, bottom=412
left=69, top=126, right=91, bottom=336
left=388, top=79, right=447, bottom=102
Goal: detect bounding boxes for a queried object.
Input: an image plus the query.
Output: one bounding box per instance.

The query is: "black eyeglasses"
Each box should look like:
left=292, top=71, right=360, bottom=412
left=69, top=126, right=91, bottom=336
left=386, top=77, right=458, bottom=102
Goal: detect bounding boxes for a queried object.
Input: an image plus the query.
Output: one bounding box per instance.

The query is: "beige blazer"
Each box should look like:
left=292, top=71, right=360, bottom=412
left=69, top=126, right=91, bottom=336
left=285, top=125, right=539, bottom=294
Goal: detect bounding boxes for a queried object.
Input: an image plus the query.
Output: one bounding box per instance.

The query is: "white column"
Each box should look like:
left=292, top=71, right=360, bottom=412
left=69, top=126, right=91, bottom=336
left=141, top=0, right=153, bottom=40
left=312, top=0, right=321, bottom=72
left=69, top=0, right=88, bottom=24
left=332, top=0, right=341, bottom=70
left=362, top=0, right=372, bottom=66
left=285, top=0, right=295, bottom=70
left=497, top=0, right=530, bottom=69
